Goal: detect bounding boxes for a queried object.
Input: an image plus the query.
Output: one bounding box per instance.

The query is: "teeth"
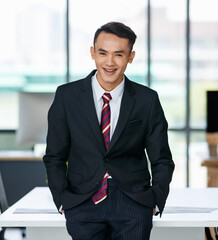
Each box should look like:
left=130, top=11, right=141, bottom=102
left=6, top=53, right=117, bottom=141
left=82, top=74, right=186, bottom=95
left=105, top=69, right=114, bottom=72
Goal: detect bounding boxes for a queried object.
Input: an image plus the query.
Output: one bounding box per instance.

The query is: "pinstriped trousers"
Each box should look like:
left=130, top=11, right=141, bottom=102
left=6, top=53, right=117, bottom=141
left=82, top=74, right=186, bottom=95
left=64, top=179, right=153, bottom=240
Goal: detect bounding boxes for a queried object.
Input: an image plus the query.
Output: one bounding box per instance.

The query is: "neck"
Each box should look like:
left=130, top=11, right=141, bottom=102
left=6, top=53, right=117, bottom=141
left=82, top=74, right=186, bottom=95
left=96, top=76, right=123, bottom=92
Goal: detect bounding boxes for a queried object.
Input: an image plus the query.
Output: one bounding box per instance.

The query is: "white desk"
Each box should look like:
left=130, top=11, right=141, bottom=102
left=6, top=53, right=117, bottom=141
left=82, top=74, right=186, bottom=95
left=0, top=187, right=218, bottom=240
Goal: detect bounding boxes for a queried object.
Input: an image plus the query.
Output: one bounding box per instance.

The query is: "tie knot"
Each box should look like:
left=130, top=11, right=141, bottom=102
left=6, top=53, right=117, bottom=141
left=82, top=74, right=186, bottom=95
left=102, top=93, right=112, bottom=104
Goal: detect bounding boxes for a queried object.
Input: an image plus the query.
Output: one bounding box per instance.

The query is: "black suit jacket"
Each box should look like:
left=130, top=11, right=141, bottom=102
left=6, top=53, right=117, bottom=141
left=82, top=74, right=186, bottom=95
left=43, top=70, right=174, bottom=215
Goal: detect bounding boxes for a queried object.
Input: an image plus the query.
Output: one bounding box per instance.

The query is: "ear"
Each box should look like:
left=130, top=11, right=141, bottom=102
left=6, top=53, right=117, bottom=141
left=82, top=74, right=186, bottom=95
left=90, top=46, right=95, bottom=59
left=128, top=51, right=135, bottom=64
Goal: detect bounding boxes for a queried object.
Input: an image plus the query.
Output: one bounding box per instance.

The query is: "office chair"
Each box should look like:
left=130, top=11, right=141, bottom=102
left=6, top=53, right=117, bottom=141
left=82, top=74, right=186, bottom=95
left=0, top=171, right=26, bottom=240
left=0, top=171, right=9, bottom=240
left=0, top=171, right=9, bottom=213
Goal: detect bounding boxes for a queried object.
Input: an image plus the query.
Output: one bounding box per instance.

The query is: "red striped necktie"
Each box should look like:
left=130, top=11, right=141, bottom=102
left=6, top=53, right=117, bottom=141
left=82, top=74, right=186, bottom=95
left=92, top=93, right=112, bottom=204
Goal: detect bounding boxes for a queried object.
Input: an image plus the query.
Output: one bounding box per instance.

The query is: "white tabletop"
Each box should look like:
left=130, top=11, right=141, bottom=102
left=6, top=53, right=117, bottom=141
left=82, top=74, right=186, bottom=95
left=0, top=187, right=63, bottom=227
left=155, top=188, right=218, bottom=227
left=1, top=187, right=218, bottom=228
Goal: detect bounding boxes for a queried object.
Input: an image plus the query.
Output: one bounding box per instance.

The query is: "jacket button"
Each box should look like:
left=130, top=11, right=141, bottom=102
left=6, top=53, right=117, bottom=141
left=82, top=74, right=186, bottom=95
left=104, top=158, right=108, bottom=162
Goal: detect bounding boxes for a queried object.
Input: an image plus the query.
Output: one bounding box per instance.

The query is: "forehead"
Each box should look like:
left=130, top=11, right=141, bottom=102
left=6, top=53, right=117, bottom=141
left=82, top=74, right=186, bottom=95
left=95, top=32, right=130, bottom=51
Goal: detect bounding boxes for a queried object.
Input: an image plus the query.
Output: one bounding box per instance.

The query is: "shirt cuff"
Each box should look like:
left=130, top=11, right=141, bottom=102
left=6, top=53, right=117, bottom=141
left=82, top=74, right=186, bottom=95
left=58, top=205, right=63, bottom=214
left=154, top=205, right=160, bottom=216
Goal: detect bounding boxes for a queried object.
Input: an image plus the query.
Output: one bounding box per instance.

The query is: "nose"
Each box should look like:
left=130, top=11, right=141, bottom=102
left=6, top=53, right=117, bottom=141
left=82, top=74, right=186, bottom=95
left=106, top=54, right=115, bottom=66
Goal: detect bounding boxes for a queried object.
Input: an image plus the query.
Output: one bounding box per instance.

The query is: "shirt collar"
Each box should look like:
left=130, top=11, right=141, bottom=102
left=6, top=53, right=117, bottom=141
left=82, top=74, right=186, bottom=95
left=92, top=72, right=125, bottom=103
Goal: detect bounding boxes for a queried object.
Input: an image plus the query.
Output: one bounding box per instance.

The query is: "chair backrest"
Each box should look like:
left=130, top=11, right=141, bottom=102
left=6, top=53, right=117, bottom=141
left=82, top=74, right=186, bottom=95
left=0, top=171, right=8, bottom=213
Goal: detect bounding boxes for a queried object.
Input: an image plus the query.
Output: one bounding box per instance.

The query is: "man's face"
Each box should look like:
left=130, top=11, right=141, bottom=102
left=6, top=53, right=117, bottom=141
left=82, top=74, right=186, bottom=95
left=90, top=32, right=135, bottom=91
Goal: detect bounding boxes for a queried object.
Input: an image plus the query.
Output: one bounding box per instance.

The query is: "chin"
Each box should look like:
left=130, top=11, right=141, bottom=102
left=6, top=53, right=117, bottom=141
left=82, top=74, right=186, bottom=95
left=103, top=79, right=117, bottom=84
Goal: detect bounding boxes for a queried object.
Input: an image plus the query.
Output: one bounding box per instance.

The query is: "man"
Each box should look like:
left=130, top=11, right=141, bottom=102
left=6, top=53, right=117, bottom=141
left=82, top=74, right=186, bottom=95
left=43, top=22, right=174, bottom=240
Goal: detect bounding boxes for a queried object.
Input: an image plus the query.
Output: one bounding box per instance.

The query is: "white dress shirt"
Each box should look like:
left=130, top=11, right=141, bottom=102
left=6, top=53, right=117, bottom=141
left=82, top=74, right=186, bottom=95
left=91, top=72, right=125, bottom=139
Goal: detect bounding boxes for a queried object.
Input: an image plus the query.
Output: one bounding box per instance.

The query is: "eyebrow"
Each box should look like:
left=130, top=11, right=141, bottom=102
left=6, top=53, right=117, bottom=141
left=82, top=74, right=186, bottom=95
left=114, top=50, right=125, bottom=54
left=98, top=48, right=107, bottom=53
left=97, top=48, right=125, bottom=54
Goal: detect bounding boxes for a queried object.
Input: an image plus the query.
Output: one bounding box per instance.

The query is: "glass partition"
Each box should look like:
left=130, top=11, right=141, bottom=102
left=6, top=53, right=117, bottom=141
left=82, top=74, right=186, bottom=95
left=0, top=0, right=66, bottom=129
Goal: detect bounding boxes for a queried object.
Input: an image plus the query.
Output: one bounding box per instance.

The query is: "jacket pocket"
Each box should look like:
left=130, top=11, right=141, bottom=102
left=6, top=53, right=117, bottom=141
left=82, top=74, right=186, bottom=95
left=126, top=119, right=142, bottom=128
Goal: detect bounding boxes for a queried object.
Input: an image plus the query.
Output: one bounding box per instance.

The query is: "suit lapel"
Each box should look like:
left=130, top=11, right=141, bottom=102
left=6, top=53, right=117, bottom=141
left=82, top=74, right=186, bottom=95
left=107, top=78, right=135, bottom=153
left=79, top=71, right=105, bottom=151
left=79, top=72, right=135, bottom=154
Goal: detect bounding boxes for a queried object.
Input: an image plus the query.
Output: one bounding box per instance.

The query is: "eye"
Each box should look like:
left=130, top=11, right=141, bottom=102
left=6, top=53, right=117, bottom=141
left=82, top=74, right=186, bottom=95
left=99, top=52, right=106, bottom=56
left=116, top=54, right=123, bottom=57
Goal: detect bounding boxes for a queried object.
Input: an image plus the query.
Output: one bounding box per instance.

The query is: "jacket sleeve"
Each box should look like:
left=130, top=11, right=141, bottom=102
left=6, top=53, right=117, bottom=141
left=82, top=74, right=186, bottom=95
left=43, top=86, right=70, bottom=211
left=145, top=91, right=175, bottom=215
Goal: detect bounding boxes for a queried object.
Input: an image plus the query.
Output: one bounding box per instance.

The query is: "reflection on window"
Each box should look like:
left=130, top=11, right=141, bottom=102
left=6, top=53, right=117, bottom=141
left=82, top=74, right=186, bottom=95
left=151, top=0, right=186, bottom=129
left=0, top=0, right=66, bottom=129
left=190, top=0, right=218, bottom=128
left=150, top=0, right=187, bottom=188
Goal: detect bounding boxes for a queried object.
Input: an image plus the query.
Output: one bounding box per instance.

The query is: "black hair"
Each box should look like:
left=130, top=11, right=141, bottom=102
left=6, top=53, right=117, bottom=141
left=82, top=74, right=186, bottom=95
left=93, top=22, right=137, bottom=52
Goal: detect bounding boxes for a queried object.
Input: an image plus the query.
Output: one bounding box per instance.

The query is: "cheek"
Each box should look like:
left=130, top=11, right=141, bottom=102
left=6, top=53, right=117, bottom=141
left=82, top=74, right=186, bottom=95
left=117, top=58, right=129, bottom=67
left=94, top=58, right=104, bottom=66
left=119, top=62, right=129, bottom=71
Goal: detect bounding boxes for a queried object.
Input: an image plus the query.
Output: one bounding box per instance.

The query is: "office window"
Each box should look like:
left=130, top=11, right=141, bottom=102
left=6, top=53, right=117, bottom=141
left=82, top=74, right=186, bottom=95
left=0, top=0, right=217, bottom=187
left=0, top=0, right=66, bottom=129
left=151, top=0, right=186, bottom=128
left=189, top=132, right=207, bottom=188
left=189, top=0, right=218, bottom=187
left=150, top=0, right=186, bottom=188
left=190, top=0, right=218, bottom=128
left=168, top=131, right=186, bottom=188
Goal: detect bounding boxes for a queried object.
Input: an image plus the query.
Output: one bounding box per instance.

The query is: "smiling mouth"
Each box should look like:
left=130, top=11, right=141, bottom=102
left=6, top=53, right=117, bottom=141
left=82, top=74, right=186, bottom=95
left=103, top=68, right=117, bottom=73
